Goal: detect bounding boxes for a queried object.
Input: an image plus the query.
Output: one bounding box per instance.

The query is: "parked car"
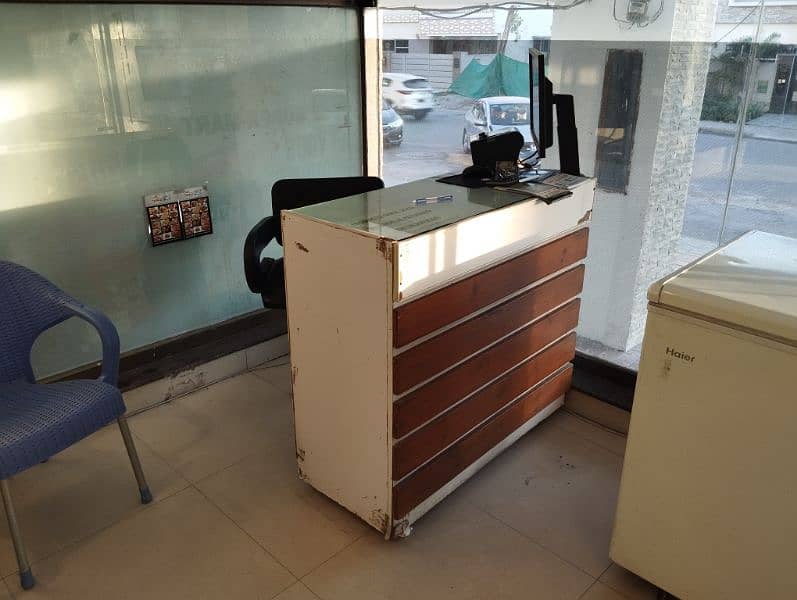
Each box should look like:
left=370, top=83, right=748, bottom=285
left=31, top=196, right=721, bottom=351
left=382, top=72, right=434, bottom=120
left=382, top=101, right=404, bottom=146
left=462, top=96, right=536, bottom=157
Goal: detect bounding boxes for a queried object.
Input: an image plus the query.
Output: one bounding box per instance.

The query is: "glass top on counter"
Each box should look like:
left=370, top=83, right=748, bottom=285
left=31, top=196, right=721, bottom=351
left=291, top=177, right=532, bottom=241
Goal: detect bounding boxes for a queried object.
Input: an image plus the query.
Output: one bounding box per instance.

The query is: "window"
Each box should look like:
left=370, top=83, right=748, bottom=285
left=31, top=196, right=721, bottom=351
left=475, top=103, right=485, bottom=123
left=403, top=78, right=430, bottom=89
left=378, top=7, right=797, bottom=374
left=384, top=40, right=409, bottom=53
left=487, top=103, right=530, bottom=126
left=2, top=2, right=363, bottom=376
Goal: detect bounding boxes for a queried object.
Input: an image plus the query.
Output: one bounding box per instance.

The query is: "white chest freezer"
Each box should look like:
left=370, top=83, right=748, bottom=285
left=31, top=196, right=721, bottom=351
left=611, top=231, right=797, bottom=600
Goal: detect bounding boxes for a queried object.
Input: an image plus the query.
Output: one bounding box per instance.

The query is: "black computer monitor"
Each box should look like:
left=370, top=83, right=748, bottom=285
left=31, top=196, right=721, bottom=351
left=529, top=48, right=553, bottom=159
left=528, top=48, right=580, bottom=175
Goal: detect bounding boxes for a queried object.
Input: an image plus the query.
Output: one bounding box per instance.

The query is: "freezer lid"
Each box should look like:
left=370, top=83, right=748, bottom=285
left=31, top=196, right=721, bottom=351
left=648, top=231, right=797, bottom=342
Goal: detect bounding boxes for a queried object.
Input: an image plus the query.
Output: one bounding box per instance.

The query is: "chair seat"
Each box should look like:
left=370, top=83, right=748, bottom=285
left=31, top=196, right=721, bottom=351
left=0, top=380, right=126, bottom=479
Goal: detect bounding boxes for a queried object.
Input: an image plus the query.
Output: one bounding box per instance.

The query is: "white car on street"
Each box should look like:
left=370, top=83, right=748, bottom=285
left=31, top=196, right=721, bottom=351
left=382, top=73, right=435, bottom=120
left=462, top=96, right=536, bottom=157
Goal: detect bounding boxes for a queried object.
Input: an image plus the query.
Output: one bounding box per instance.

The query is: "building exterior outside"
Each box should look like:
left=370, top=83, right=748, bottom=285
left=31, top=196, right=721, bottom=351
left=709, top=0, right=797, bottom=115
left=714, top=0, right=797, bottom=44
left=379, top=1, right=796, bottom=355
left=381, top=0, right=797, bottom=113
left=381, top=8, right=551, bottom=88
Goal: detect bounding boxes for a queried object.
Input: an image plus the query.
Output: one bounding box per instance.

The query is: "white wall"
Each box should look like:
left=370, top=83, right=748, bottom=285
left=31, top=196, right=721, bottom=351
left=547, top=41, right=670, bottom=349
left=380, top=6, right=553, bottom=45
left=383, top=22, right=421, bottom=40
left=497, top=10, right=553, bottom=39
left=550, top=0, right=717, bottom=351
left=551, top=0, right=676, bottom=42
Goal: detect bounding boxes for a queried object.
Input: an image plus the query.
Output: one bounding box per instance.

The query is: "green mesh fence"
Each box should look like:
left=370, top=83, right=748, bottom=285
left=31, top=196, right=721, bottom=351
left=449, top=53, right=530, bottom=99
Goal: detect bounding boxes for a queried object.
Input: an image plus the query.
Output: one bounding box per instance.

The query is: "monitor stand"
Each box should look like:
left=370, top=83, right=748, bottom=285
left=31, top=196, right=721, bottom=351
left=553, top=93, right=580, bottom=176
left=520, top=91, right=581, bottom=180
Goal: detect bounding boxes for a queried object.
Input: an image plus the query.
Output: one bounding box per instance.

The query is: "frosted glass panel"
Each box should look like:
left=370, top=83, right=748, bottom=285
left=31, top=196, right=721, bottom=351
left=0, top=3, right=363, bottom=377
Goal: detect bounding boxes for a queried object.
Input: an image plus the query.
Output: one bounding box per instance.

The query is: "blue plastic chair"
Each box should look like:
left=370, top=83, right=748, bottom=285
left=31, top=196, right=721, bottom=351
left=0, top=261, right=151, bottom=590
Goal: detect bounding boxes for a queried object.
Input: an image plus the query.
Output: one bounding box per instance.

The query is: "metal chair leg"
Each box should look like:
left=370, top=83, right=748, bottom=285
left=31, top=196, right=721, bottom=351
left=117, top=416, right=153, bottom=504
left=0, top=479, right=34, bottom=590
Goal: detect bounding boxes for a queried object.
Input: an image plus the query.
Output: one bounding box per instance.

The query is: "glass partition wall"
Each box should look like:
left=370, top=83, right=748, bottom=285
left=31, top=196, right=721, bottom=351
left=0, top=3, right=364, bottom=377
left=377, top=0, right=797, bottom=370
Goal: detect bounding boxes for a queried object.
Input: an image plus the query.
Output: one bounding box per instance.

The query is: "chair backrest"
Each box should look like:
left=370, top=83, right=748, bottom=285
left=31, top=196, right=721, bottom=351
left=0, top=262, right=74, bottom=384
left=270, top=176, right=384, bottom=245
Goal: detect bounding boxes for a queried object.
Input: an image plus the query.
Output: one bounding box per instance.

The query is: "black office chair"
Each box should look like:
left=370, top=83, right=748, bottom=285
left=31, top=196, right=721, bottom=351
left=244, top=176, right=385, bottom=308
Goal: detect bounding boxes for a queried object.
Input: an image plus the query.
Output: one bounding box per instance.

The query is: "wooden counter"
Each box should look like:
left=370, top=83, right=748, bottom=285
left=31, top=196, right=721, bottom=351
left=282, top=176, right=595, bottom=538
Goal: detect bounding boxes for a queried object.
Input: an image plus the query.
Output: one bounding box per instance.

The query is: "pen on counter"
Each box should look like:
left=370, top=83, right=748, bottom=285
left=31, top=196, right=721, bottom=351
left=413, top=194, right=454, bottom=205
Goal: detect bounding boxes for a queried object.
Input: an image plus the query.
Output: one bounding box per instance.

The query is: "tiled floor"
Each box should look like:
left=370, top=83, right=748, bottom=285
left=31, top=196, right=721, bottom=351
left=0, top=357, right=660, bottom=599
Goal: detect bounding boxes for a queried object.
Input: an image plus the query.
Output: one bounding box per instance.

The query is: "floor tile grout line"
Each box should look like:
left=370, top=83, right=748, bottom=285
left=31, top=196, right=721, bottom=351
left=298, top=531, right=367, bottom=586
left=2, top=574, right=15, bottom=600
left=190, top=482, right=303, bottom=584
left=249, top=366, right=293, bottom=395
left=185, top=439, right=300, bottom=488
left=0, top=430, right=191, bottom=569
left=2, top=484, right=194, bottom=585
left=127, top=396, right=291, bottom=486
left=127, top=424, right=186, bottom=476
left=187, top=441, right=367, bottom=595
left=125, top=425, right=202, bottom=494
left=190, top=459, right=367, bottom=598
left=550, top=414, right=627, bottom=458
left=268, top=579, right=302, bottom=600
left=577, top=579, right=601, bottom=600
left=560, top=409, right=628, bottom=443
left=295, top=580, right=324, bottom=600
left=599, top=578, right=640, bottom=600
left=126, top=370, right=253, bottom=416
left=245, top=349, right=290, bottom=371
left=597, top=562, right=613, bottom=580
left=127, top=364, right=287, bottom=419
left=251, top=357, right=291, bottom=371
left=189, top=447, right=267, bottom=488
left=474, top=502, right=604, bottom=582
left=583, top=562, right=643, bottom=600
left=562, top=408, right=627, bottom=437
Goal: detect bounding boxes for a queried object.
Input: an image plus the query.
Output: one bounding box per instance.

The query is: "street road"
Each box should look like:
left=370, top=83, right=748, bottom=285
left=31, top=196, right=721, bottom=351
left=383, top=105, right=797, bottom=245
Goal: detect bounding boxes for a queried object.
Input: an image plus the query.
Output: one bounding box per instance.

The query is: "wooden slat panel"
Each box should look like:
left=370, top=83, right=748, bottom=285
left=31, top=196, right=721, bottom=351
left=393, top=333, right=576, bottom=480
left=393, top=228, right=589, bottom=348
left=393, top=299, right=580, bottom=438
left=393, top=266, right=584, bottom=393
left=392, top=366, right=573, bottom=519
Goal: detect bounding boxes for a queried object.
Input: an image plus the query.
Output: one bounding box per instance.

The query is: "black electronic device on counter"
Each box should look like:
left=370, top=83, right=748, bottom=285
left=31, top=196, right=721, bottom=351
left=470, top=130, right=524, bottom=172
left=439, top=130, right=524, bottom=189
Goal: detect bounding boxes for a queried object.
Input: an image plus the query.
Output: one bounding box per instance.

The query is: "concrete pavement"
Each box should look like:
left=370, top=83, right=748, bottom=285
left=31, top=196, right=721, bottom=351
left=699, top=112, right=797, bottom=144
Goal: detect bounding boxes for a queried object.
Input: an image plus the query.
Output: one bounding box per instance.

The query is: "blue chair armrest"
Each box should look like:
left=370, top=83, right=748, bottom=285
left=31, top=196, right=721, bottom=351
left=62, top=300, right=121, bottom=387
